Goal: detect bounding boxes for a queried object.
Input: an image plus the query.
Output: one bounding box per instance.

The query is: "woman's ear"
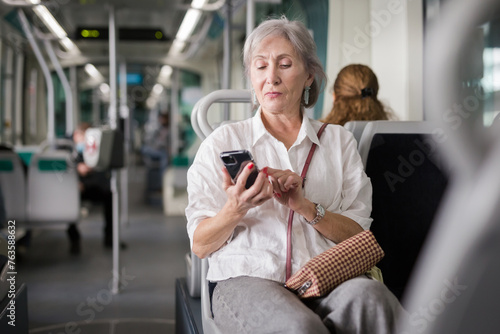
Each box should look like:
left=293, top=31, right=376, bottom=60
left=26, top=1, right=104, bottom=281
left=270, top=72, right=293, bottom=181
left=305, top=73, right=314, bottom=88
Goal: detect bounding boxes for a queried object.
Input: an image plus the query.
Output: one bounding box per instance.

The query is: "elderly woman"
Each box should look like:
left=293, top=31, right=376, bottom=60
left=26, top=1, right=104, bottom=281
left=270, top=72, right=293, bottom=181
left=186, top=17, right=403, bottom=333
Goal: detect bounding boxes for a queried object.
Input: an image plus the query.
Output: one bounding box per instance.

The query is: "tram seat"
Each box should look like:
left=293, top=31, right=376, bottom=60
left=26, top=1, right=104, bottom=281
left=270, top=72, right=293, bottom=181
left=343, top=120, right=370, bottom=147
left=0, top=147, right=27, bottom=225
left=163, top=158, right=189, bottom=216
left=27, top=148, right=80, bottom=224
left=358, top=121, right=438, bottom=167
left=358, top=121, right=449, bottom=300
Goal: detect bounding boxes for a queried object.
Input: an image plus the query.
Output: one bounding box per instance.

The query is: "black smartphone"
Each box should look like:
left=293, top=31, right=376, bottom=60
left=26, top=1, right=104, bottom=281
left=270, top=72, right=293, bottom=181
left=220, top=150, right=259, bottom=189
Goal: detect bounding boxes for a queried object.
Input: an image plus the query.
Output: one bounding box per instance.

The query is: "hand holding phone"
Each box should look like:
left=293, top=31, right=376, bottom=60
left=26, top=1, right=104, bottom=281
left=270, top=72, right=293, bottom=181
left=220, top=150, right=259, bottom=189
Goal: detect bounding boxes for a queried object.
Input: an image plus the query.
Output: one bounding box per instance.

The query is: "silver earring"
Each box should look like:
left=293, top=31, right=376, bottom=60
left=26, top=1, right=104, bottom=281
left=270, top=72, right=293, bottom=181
left=252, top=89, right=257, bottom=104
left=304, top=86, right=311, bottom=105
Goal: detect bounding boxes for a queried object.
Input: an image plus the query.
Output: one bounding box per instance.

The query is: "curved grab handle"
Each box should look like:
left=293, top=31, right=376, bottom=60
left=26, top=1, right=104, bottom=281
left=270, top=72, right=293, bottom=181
left=192, top=89, right=252, bottom=140
left=190, top=98, right=205, bottom=140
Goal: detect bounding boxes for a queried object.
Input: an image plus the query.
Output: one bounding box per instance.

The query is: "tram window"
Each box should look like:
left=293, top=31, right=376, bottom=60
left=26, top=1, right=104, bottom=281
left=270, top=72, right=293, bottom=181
left=458, top=21, right=500, bottom=128
left=426, top=0, right=500, bottom=127
left=178, top=71, right=202, bottom=160
left=425, top=1, right=500, bottom=127
left=481, top=19, right=500, bottom=126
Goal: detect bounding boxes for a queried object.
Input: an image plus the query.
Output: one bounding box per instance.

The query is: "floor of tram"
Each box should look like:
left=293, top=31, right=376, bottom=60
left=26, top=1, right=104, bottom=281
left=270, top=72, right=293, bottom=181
left=16, top=163, right=190, bottom=334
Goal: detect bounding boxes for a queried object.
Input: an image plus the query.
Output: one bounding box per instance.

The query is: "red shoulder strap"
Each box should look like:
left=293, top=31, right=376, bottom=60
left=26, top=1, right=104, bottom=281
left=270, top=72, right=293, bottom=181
left=286, top=123, right=328, bottom=280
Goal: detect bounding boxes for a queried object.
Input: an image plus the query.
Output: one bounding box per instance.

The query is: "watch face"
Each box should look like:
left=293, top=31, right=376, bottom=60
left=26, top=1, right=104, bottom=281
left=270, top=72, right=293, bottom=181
left=307, top=203, right=325, bottom=225
left=317, top=204, right=325, bottom=217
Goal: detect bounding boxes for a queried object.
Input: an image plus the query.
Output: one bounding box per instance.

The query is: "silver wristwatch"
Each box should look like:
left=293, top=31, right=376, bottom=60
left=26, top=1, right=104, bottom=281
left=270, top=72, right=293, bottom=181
left=305, top=203, right=325, bottom=226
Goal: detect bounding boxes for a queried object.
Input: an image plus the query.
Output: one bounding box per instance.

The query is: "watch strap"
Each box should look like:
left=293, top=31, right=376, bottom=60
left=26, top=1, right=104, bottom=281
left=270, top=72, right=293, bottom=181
left=305, top=203, right=324, bottom=226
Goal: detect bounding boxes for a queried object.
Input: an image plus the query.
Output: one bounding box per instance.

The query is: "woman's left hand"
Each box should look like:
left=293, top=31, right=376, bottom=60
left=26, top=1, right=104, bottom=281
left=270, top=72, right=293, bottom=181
left=266, top=167, right=305, bottom=212
left=266, top=167, right=364, bottom=243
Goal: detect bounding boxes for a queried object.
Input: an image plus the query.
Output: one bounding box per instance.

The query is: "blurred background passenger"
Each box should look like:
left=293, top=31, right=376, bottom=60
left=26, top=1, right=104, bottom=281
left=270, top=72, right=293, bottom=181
left=67, top=122, right=115, bottom=254
left=322, top=64, right=393, bottom=126
left=142, top=112, right=170, bottom=176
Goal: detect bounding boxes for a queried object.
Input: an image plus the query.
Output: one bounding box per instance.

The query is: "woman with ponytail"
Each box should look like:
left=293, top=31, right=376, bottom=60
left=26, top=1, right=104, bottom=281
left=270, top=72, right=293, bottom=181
left=322, top=64, right=393, bottom=125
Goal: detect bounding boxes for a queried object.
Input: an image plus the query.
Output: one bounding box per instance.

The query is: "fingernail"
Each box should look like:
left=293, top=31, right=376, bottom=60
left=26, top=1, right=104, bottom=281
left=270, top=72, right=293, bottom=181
left=273, top=192, right=281, bottom=198
left=262, top=167, right=268, bottom=176
left=247, top=163, right=254, bottom=170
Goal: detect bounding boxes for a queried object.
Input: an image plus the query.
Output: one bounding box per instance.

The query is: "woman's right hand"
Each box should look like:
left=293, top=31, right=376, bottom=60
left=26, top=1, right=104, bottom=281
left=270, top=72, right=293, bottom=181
left=222, top=163, right=273, bottom=215
left=192, top=163, right=273, bottom=258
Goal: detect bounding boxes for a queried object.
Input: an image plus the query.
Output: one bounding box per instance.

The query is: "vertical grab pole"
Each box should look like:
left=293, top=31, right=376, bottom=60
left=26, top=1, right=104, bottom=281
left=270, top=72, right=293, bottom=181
left=245, top=0, right=255, bottom=118
left=43, top=39, right=74, bottom=137
left=5, top=46, right=14, bottom=144
left=119, top=62, right=129, bottom=227
left=170, top=68, right=180, bottom=157
left=108, top=5, right=121, bottom=295
left=246, top=0, right=255, bottom=39
left=15, top=52, right=24, bottom=145
left=222, top=0, right=232, bottom=121
left=108, top=7, right=118, bottom=131
left=18, top=9, right=55, bottom=145
left=70, top=67, right=79, bottom=129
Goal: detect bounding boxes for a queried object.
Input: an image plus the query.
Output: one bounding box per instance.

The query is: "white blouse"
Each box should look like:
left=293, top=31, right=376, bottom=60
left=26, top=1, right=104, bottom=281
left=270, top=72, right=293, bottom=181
left=185, top=110, right=372, bottom=283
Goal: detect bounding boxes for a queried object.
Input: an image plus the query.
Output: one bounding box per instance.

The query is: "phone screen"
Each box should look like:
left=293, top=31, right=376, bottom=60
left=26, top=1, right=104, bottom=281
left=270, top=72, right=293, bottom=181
left=220, top=150, right=259, bottom=189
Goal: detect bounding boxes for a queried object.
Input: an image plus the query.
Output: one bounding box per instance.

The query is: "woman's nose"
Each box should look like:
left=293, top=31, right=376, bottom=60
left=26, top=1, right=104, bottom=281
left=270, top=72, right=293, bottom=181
left=265, top=66, right=280, bottom=85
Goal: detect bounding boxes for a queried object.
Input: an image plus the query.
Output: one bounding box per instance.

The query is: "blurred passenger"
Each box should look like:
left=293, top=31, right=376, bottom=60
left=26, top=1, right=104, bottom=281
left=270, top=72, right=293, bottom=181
left=186, top=17, right=404, bottom=333
left=142, top=112, right=170, bottom=175
left=322, top=64, right=392, bottom=126
left=67, top=123, right=114, bottom=254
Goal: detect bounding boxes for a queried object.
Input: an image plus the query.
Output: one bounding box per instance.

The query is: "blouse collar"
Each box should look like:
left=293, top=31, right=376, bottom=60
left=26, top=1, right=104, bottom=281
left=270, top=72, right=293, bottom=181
left=251, top=107, right=322, bottom=149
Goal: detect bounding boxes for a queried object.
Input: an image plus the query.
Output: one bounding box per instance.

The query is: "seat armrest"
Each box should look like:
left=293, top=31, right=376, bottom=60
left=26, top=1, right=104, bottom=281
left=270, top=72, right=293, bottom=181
left=185, top=251, right=201, bottom=298
left=201, top=258, right=222, bottom=334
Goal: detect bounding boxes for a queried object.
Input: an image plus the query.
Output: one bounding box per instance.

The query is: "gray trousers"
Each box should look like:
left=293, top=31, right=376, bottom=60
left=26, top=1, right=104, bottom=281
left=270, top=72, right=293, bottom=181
left=212, top=275, right=405, bottom=334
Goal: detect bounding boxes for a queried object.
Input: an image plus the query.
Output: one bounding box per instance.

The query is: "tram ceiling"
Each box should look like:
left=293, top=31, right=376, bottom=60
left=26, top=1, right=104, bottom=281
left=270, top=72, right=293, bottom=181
left=0, top=0, right=236, bottom=65
left=56, top=0, right=183, bottom=61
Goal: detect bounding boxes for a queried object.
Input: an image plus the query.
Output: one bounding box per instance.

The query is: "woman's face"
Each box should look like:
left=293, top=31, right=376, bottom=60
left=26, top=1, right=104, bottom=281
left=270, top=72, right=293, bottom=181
left=250, top=35, right=313, bottom=117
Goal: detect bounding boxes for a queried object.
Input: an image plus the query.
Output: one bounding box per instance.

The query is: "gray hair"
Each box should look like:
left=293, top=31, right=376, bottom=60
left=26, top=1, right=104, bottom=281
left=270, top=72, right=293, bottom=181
left=243, top=16, right=326, bottom=108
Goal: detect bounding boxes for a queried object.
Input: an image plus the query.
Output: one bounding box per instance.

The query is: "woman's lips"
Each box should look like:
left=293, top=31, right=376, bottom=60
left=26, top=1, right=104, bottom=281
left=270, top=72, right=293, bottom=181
left=265, top=91, right=281, bottom=98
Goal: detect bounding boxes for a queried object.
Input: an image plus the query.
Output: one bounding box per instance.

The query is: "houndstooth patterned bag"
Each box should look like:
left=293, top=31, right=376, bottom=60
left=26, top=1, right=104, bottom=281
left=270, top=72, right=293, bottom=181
left=285, top=230, right=384, bottom=298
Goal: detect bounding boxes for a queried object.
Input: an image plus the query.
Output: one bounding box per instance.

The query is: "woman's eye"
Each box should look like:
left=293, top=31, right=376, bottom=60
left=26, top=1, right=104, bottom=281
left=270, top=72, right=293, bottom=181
left=280, top=64, right=291, bottom=68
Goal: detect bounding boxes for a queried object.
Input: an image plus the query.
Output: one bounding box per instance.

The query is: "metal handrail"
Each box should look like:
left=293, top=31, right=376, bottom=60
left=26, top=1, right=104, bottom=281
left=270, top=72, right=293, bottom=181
left=192, top=89, right=252, bottom=140
left=18, top=9, right=56, bottom=145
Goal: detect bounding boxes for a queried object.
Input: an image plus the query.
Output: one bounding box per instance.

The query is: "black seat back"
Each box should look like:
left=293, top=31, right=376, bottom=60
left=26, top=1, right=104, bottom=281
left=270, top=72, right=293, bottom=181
left=365, top=133, right=449, bottom=300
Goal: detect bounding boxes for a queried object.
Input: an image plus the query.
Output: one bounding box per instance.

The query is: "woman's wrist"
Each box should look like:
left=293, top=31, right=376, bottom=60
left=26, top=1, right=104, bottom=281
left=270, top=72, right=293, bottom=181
left=222, top=199, right=249, bottom=223
left=296, top=199, right=317, bottom=222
